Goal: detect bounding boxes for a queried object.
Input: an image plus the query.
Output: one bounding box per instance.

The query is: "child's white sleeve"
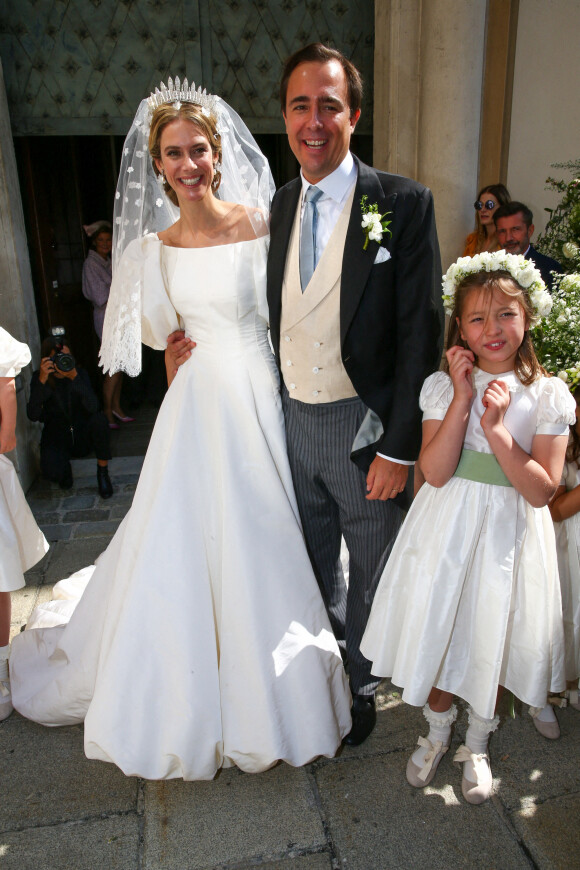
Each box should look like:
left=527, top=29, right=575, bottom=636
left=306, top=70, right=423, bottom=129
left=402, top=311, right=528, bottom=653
left=536, top=377, right=576, bottom=435
left=562, top=461, right=576, bottom=490
left=419, top=371, right=453, bottom=421
left=0, top=327, right=31, bottom=378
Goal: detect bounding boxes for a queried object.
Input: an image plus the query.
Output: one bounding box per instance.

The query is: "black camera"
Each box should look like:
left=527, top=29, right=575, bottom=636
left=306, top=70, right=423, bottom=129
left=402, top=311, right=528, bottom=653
left=49, top=327, right=76, bottom=373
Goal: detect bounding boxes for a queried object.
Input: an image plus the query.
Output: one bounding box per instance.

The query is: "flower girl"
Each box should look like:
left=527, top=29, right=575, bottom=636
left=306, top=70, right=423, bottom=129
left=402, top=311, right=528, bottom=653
left=548, top=385, right=580, bottom=717
left=361, top=253, right=575, bottom=804
left=0, top=326, right=49, bottom=719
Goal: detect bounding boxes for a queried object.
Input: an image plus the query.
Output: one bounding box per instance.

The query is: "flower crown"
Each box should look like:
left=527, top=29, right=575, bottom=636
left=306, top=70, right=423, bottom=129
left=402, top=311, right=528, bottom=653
left=442, top=251, right=553, bottom=323
left=146, top=77, right=217, bottom=123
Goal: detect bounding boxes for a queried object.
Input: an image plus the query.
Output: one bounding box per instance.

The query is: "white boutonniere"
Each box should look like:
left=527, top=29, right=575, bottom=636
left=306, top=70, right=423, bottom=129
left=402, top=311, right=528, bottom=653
left=360, top=195, right=392, bottom=251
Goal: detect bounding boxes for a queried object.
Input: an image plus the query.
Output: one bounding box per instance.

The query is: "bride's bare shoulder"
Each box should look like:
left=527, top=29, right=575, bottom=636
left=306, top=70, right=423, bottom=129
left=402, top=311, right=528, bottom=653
left=224, top=204, right=269, bottom=241
left=156, top=224, right=180, bottom=245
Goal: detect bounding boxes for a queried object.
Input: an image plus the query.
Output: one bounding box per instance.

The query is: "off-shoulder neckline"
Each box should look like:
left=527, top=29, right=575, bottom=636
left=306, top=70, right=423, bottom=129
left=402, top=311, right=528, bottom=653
left=153, top=232, right=267, bottom=251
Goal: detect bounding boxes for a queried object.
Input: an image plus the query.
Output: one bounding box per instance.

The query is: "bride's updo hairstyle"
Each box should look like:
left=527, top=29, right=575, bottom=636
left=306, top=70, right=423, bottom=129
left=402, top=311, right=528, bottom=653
left=149, top=102, right=223, bottom=206
left=446, top=271, right=545, bottom=386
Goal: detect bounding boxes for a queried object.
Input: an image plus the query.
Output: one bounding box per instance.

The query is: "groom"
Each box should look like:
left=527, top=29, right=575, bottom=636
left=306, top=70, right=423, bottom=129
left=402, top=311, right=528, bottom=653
left=267, top=44, right=443, bottom=744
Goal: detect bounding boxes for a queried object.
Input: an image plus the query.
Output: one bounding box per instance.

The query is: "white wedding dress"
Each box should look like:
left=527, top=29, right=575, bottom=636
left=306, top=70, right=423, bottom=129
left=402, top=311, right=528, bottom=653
left=10, top=234, right=351, bottom=780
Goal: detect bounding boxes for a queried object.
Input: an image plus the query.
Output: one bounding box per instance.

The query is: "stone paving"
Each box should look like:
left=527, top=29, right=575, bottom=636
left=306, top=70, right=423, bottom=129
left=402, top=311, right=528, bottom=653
left=1, top=455, right=580, bottom=869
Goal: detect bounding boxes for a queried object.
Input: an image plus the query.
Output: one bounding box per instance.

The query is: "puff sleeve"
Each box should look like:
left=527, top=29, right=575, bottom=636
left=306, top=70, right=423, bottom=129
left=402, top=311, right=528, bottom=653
left=562, top=460, right=579, bottom=491
left=419, top=371, right=454, bottom=421
left=100, top=235, right=179, bottom=376
left=0, top=327, right=31, bottom=378
left=536, top=376, right=576, bottom=436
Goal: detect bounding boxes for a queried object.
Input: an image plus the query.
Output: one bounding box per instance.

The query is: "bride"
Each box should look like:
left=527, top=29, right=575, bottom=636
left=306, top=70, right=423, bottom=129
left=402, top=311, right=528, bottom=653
left=10, top=79, right=351, bottom=780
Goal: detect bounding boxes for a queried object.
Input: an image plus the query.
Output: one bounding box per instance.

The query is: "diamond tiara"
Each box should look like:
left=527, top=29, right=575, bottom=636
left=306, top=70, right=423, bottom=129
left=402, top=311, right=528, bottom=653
left=147, top=77, right=217, bottom=117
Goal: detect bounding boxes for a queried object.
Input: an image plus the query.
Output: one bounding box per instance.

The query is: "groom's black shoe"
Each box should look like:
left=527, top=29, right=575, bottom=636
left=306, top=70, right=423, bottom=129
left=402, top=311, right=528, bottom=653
left=343, top=693, right=376, bottom=746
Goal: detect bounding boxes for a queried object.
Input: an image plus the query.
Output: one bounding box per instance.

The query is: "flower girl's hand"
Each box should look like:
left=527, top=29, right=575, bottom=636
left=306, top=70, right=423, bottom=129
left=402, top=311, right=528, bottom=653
left=481, top=379, right=510, bottom=430
left=445, top=345, right=474, bottom=403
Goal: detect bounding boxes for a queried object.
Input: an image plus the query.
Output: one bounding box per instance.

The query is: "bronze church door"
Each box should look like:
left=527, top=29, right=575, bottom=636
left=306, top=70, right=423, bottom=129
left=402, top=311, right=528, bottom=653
left=14, top=135, right=122, bottom=384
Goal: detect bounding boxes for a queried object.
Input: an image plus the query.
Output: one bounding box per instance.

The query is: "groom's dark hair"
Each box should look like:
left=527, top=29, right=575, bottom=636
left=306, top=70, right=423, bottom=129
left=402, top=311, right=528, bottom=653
left=493, top=201, right=534, bottom=229
left=280, top=43, right=363, bottom=118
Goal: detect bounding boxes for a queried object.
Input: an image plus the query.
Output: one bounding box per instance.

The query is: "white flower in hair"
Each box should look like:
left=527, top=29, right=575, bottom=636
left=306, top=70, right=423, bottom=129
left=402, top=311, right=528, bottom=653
left=442, top=250, right=552, bottom=323
left=516, top=262, right=537, bottom=288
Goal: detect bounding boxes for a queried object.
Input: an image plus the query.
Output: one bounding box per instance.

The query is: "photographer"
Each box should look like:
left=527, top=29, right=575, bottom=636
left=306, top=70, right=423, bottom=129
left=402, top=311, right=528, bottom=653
left=82, top=220, right=134, bottom=428
left=27, top=333, right=113, bottom=498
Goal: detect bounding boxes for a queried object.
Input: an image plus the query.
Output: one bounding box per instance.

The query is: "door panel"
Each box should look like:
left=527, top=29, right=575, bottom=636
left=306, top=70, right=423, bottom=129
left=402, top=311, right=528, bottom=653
left=14, top=136, right=121, bottom=385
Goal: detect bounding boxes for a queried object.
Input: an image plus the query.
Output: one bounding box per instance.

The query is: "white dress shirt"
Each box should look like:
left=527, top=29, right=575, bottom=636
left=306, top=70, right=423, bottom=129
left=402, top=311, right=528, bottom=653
left=300, top=153, right=357, bottom=261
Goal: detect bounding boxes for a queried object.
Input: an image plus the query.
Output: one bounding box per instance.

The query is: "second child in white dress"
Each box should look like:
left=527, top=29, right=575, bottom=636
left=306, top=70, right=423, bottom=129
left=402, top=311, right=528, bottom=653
left=549, top=385, right=580, bottom=714
left=0, top=327, right=49, bottom=720
left=361, top=253, right=575, bottom=805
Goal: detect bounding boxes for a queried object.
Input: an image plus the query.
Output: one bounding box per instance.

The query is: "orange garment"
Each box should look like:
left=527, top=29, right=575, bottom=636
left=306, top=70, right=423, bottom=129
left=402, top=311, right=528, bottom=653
left=462, top=231, right=501, bottom=257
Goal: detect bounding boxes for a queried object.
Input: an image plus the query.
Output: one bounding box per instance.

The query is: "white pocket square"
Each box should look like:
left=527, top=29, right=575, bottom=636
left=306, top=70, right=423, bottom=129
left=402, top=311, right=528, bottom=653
left=373, top=247, right=391, bottom=265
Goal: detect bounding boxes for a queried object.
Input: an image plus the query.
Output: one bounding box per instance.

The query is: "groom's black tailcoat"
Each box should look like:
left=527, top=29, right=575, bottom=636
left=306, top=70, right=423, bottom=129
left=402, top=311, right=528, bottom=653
left=267, top=156, right=444, bottom=473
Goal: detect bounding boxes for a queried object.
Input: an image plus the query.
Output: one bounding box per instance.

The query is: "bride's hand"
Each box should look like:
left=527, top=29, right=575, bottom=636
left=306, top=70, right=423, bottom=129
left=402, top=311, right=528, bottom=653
left=165, top=330, right=196, bottom=385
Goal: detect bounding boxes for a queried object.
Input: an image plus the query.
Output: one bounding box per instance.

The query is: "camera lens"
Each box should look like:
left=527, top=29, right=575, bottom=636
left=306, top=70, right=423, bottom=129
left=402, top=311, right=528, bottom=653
left=54, top=352, right=75, bottom=373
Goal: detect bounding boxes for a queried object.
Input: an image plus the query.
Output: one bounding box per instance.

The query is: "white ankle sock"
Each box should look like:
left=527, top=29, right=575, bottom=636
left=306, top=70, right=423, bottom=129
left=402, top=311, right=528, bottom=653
left=411, top=704, right=456, bottom=767
left=463, top=708, right=499, bottom=781
left=533, top=703, right=557, bottom=723
left=0, top=644, right=9, bottom=682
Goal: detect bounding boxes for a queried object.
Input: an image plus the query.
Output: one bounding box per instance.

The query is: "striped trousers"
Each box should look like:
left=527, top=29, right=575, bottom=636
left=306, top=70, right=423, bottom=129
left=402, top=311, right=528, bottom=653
left=282, top=390, right=404, bottom=695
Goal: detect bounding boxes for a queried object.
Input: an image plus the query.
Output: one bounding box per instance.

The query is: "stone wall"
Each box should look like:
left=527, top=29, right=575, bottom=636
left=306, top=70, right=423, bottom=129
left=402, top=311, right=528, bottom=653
left=507, top=0, right=580, bottom=235
left=0, top=60, right=41, bottom=490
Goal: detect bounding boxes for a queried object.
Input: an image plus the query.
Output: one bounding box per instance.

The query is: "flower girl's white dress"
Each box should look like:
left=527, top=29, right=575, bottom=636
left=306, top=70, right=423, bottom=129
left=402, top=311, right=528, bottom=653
left=10, top=235, right=351, bottom=780
left=361, top=367, right=575, bottom=719
left=0, top=327, right=48, bottom=593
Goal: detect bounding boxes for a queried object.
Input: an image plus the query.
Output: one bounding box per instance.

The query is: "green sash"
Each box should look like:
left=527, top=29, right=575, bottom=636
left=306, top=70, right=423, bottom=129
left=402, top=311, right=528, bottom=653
left=453, top=448, right=512, bottom=487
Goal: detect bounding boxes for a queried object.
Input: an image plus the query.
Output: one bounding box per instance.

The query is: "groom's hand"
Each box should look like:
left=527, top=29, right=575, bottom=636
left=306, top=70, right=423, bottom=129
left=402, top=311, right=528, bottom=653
left=165, top=330, right=196, bottom=385
left=366, top=456, right=408, bottom=500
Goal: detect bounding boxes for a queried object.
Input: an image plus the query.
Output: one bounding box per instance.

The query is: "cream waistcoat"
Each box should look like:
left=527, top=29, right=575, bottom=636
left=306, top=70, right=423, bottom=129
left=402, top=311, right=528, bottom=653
left=280, top=188, right=357, bottom=403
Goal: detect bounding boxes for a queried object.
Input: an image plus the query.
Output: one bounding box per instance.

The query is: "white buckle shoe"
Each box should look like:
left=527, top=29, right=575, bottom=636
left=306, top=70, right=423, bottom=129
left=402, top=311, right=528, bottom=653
left=529, top=705, right=560, bottom=740
left=406, top=735, right=449, bottom=787
left=454, top=744, right=492, bottom=804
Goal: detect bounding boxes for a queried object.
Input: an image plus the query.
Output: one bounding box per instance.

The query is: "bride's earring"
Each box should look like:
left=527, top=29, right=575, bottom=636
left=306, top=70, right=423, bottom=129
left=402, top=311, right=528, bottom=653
left=212, top=162, right=222, bottom=192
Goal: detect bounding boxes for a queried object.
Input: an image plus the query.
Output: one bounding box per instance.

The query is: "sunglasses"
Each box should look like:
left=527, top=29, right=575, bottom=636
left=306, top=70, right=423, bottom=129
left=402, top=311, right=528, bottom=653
left=474, top=199, right=497, bottom=211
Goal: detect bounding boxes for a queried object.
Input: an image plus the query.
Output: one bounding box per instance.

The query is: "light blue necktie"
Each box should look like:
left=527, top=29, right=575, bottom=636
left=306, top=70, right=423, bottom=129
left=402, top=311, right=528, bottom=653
left=300, top=185, right=323, bottom=291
